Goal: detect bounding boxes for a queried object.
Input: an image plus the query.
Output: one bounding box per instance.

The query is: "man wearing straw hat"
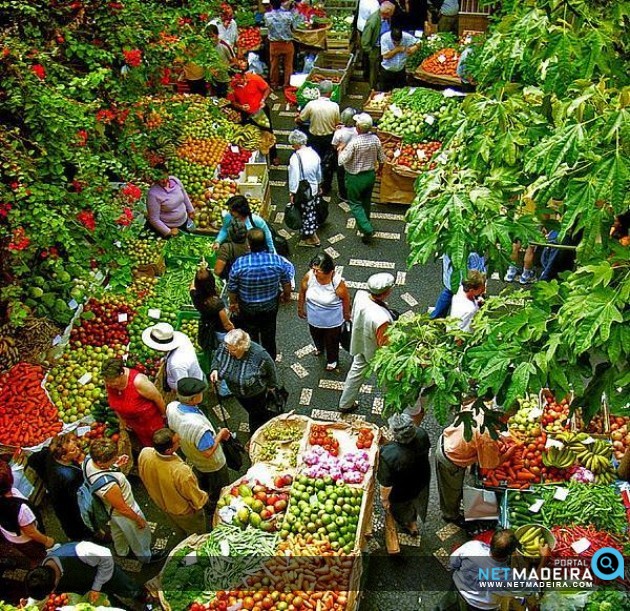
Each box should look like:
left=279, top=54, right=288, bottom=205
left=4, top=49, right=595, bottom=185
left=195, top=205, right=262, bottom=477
left=142, top=322, right=204, bottom=394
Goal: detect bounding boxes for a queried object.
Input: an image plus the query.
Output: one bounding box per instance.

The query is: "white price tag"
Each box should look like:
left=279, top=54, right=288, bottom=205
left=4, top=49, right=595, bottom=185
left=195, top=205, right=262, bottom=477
left=219, top=541, right=230, bottom=556
left=553, top=487, right=569, bottom=501
left=438, top=54, right=447, bottom=63
left=148, top=308, right=161, bottom=319
left=183, top=551, right=199, bottom=565
left=529, top=407, right=543, bottom=419
left=417, top=149, right=427, bottom=160
left=68, top=299, right=79, bottom=310
left=414, top=30, right=424, bottom=38
left=77, top=373, right=92, bottom=386
left=230, top=145, right=240, bottom=154
left=374, top=93, right=385, bottom=102
left=571, top=538, right=591, bottom=554
left=310, top=494, right=319, bottom=506
left=545, top=438, right=564, bottom=449
left=407, top=87, right=417, bottom=94
left=483, top=491, right=495, bottom=504
left=52, top=335, right=63, bottom=346
left=76, top=426, right=91, bottom=437
left=114, top=241, right=122, bottom=248
left=118, top=313, right=128, bottom=323
left=391, top=105, right=403, bottom=118
left=582, top=436, right=596, bottom=444
left=393, top=149, right=401, bottom=158
left=528, top=499, right=544, bottom=513
left=424, top=114, right=435, bottom=125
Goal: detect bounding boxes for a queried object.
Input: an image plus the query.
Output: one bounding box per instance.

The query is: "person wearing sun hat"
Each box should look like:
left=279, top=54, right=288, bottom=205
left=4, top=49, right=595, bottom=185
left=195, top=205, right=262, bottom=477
left=142, top=323, right=204, bottom=393
left=378, top=413, right=431, bottom=537
left=336, top=112, right=386, bottom=244
left=338, top=272, right=398, bottom=413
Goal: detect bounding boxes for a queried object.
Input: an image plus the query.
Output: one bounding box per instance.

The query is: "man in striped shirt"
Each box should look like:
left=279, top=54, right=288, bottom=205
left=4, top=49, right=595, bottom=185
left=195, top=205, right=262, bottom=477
left=337, top=113, right=386, bottom=244
left=227, top=229, right=294, bottom=359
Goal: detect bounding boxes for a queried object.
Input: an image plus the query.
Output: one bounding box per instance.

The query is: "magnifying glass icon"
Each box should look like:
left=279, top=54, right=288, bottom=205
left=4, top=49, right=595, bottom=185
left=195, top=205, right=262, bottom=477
left=599, top=556, right=614, bottom=571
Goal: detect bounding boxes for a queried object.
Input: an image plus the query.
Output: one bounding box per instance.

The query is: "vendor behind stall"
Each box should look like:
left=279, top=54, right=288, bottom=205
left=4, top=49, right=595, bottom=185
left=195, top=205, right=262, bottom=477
left=207, top=23, right=237, bottom=98
left=379, top=27, right=420, bottom=91
left=146, top=164, right=195, bottom=237
left=210, top=3, right=238, bottom=48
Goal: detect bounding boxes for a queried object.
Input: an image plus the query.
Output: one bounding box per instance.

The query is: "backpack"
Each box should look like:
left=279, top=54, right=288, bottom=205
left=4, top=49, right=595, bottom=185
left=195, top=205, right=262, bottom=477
left=77, top=458, right=116, bottom=533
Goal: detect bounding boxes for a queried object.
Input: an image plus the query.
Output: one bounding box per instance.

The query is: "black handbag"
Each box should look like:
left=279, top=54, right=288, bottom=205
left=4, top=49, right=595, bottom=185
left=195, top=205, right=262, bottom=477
left=314, top=195, right=329, bottom=225
left=284, top=202, right=303, bottom=231
left=293, top=151, right=313, bottom=208
left=214, top=383, right=246, bottom=471
left=265, top=386, right=289, bottom=415
left=340, top=320, right=352, bottom=352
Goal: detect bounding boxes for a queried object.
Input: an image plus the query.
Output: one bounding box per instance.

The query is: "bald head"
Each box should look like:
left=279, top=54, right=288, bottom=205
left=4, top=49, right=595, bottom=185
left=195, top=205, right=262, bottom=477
left=380, top=1, right=395, bottom=17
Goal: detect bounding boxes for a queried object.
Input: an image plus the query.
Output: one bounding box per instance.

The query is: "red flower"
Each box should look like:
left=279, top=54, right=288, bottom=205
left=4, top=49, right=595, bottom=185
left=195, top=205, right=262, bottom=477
left=8, top=227, right=30, bottom=251
left=121, top=183, right=142, bottom=202
left=31, top=64, right=46, bottom=80
left=75, top=130, right=88, bottom=146
left=96, top=108, right=116, bottom=124
left=76, top=210, right=96, bottom=231
left=123, top=49, right=142, bottom=68
left=0, top=202, right=12, bottom=218
left=71, top=179, right=86, bottom=192
left=160, top=67, right=172, bottom=85
left=178, top=17, right=192, bottom=27
left=199, top=13, right=208, bottom=21
left=116, top=207, right=134, bottom=226
left=116, top=108, right=129, bottom=125
left=2, top=48, right=9, bottom=58
left=9, top=181, right=20, bottom=191
left=49, top=246, right=59, bottom=258
left=108, top=1, right=124, bottom=9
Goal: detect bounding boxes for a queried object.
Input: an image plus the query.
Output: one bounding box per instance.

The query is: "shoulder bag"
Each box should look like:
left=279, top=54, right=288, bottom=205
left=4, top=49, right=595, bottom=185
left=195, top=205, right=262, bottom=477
left=214, top=382, right=246, bottom=471
left=265, top=385, right=289, bottom=415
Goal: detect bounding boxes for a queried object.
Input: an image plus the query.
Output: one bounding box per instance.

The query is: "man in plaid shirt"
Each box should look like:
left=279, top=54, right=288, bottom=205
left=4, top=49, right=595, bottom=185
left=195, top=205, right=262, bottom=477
left=228, top=229, right=294, bottom=359
left=337, top=113, right=386, bottom=244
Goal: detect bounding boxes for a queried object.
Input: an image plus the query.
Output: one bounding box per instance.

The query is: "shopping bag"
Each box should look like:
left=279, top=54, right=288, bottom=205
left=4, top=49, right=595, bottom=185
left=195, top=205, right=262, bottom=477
left=340, top=320, right=352, bottom=352
left=266, top=386, right=289, bottom=415
left=462, top=486, right=499, bottom=521
left=284, top=202, right=303, bottom=231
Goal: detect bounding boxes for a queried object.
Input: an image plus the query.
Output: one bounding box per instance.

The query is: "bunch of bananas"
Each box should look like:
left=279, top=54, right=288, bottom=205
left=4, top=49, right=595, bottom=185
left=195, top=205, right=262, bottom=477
left=517, top=525, right=550, bottom=557
left=552, top=431, right=616, bottom=482
left=542, top=446, right=575, bottom=469
left=222, top=123, right=261, bottom=149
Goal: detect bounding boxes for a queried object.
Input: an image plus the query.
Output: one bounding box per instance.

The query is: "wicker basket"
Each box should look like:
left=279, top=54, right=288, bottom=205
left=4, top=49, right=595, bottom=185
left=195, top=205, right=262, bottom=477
left=292, top=24, right=331, bottom=49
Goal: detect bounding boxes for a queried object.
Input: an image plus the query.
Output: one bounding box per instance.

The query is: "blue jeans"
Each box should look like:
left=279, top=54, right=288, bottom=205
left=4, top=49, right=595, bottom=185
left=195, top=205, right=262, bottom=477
left=430, top=288, right=453, bottom=319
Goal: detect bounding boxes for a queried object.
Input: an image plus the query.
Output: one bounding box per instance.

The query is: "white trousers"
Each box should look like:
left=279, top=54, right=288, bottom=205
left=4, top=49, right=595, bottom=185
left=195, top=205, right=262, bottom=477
left=110, top=502, right=152, bottom=562
left=338, top=353, right=369, bottom=410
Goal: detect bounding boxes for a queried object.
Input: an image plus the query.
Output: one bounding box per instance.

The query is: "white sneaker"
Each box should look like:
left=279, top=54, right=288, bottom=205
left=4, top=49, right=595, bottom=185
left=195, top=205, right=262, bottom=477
left=519, top=269, right=536, bottom=284
left=504, top=265, right=520, bottom=282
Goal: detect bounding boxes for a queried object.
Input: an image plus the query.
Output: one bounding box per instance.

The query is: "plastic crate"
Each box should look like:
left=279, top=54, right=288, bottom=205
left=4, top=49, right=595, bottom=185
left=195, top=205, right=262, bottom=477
left=237, top=163, right=269, bottom=200
left=296, top=67, right=347, bottom=106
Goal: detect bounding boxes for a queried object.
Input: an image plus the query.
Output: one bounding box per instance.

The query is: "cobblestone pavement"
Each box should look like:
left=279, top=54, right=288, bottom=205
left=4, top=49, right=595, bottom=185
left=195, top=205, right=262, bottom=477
left=2, top=74, right=504, bottom=610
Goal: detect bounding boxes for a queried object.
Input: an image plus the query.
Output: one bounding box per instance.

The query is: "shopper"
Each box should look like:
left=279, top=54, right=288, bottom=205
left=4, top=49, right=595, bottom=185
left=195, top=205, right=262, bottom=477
left=213, top=195, right=276, bottom=254
left=214, top=218, right=250, bottom=280
left=296, top=80, right=340, bottom=198
left=146, top=164, right=195, bottom=238
left=357, top=0, right=380, bottom=34
left=433, top=0, right=459, bottom=33
left=28, top=433, right=92, bottom=541
left=176, top=46, right=207, bottom=96
left=142, top=322, right=204, bottom=394
left=210, top=3, right=238, bottom=48
left=139, top=428, right=210, bottom=537
left=431, top=253, right=486, bottom=320
left=102, top=357, right=166, bottom=448
left=0, top=461, right=53, bottom=568
left=84, top=439, right=162, bottom=563
left=210, top=329, right=279, bottom=434
left=449, top=270, right=486, bottom=332
left=379, top=27, right=420, bottom=91
left=361, top=2, right=395, bottom=90
left=227, top=229, right=294, bottom=360
left=190, top=264, right=235, bottom=368
left=207, top=23, right=236, bottom=98
left=378, top=413, right=431, bottom=535
left=331, top=107, right=358, bottom=202
left=338, top=273, right=397, bottom=412
left=435, top=391, right=516, bottom=525
left=264, top=0, right=300, bottom=89
left=25, top=541, right=143, bottom=606
left=297, top=252, right=351, bottom=371
left=288, top=129, right=322, bottom=247
left=337, top=112, right=385, bottom=244
left=227, top=67, right=279, bottom=164
left=166, top=379, right=231, bottom=517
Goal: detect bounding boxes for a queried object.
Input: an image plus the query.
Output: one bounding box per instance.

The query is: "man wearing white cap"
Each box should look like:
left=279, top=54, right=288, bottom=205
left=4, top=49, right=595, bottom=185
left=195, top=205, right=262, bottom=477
left=339, top=272, right=397, bottom=412
left=142, top=323, right=204, bottom=393
left=336, top=113, right=385, bottom=244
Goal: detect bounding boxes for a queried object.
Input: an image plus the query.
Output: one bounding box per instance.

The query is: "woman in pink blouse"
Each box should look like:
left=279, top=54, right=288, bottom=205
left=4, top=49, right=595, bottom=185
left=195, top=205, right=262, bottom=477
left=146, top=164, right=195, bottom=237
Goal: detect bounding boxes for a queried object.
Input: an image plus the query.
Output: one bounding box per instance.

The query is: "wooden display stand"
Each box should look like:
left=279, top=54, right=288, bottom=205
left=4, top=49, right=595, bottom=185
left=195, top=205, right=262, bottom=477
left=413, top=66, right=462, bottom=88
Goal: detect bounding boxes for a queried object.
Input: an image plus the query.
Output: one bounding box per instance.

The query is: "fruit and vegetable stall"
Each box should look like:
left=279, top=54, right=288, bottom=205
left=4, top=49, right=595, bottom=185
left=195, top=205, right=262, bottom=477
left=152, top=414, right=380, bottom=611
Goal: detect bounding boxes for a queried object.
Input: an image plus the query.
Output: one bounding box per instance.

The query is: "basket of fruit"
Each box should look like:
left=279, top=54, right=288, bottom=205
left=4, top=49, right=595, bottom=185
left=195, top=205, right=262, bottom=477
left=249, top=413, right=311, bottom=469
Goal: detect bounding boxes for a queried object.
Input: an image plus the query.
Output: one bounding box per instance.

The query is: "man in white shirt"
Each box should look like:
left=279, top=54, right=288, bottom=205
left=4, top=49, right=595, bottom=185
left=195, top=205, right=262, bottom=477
left=449, top=530, right=520, bottom=610
left=296, top=80, right=340, bottom=198
left=449, top=270, right=486, bottom=332
left=142, top=322, right=204, bottom=392
left=357, top=0, right=380, bottom=33
left=339, top=273, right=396, bottom=413
left=26, top=541, right=143, bottom=605
left=379, top=27, right=420, bottom=91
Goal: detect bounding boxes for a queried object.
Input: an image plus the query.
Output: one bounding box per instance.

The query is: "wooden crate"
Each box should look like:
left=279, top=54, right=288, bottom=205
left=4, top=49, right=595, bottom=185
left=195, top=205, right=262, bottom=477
left=459, top=13, right=490, bottom=34
left=364, top=90, right=391, bottom=121
left=314, top=50, right=354, bottom=72
left=324, top=0, right=358, bottom=10
left=326, top=30, right=354, bottom=52
left=413, top=66, right=462, bottom=88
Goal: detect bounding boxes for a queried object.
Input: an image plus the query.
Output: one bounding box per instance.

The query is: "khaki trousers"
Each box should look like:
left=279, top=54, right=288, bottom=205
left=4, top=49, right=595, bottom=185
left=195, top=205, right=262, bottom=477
left=435, top=434, right=467, bottom=521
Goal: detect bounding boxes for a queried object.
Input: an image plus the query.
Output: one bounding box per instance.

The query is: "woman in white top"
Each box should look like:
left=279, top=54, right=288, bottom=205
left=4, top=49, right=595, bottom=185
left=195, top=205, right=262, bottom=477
left=331, top=107, right=358, bottom=202
left=288, top=129, right=322, bottom=247
left=0, top=461, right=54, bottom=567
left=210, top=5, right=238, bottom=48
left=298, top=253, right=351, bottom=370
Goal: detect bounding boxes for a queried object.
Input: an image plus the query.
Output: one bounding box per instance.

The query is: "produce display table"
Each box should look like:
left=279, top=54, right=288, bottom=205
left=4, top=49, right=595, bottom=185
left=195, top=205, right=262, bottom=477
left=413, top=67, right=462, bottom=88
left=154, top=414, right=380, bottom=611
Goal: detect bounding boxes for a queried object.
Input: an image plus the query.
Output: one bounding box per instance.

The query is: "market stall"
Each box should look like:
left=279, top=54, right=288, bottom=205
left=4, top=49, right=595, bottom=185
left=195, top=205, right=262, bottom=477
left=153, top=413, right=380, bottom=611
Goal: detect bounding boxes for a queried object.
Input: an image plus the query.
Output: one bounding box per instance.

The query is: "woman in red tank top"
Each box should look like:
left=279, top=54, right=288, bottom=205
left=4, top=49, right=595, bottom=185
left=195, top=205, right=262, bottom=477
left=102, top=358, right=166, bottom=448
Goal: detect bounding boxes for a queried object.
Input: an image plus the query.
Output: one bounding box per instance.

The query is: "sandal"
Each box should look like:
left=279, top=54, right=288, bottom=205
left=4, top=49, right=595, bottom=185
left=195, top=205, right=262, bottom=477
left=325, top=362, right=338, bottom=371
